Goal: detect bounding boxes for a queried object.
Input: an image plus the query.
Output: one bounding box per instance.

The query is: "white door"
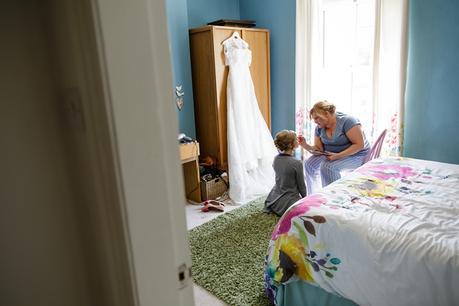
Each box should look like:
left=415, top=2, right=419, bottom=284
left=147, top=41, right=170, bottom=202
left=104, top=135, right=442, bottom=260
left=91, top=0, right=195, bottom=305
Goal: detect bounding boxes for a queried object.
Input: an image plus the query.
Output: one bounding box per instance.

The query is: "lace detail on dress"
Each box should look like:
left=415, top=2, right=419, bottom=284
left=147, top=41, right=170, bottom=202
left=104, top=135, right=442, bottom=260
left=223, top=36, right=251, bottom=66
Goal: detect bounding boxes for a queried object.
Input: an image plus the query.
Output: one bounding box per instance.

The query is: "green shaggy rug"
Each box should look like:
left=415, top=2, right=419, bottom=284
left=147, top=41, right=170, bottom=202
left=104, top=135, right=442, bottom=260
left=189, top=198, right=279, bottom=306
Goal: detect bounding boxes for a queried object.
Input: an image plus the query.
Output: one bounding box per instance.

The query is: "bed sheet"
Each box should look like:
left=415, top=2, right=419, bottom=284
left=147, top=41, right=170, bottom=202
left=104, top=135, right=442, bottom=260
left=264, top=157, right=459, bottom=306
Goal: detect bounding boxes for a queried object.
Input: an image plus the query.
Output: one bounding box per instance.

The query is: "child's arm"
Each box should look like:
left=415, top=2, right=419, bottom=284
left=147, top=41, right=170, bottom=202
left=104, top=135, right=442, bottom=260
left=295, top=161, right=307, bottom=197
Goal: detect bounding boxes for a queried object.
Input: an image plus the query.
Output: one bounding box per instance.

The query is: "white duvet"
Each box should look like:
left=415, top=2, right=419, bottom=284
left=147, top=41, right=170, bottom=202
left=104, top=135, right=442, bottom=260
left=265, top=157, right=459, bottom=306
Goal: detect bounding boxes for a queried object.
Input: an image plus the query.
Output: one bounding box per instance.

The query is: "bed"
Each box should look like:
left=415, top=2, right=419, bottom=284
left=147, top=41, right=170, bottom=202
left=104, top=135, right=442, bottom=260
left=264, top=157, right=459, bottom=306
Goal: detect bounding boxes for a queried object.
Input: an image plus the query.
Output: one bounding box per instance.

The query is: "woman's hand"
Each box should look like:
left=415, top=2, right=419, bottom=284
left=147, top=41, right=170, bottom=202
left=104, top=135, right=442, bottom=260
left=298, top=135, right=325, bottom=153
left=326, top=152, right=340, bottom=161
left=298, top=135, right=313, bottom=151
left=297, top=135, right=305, bottom=145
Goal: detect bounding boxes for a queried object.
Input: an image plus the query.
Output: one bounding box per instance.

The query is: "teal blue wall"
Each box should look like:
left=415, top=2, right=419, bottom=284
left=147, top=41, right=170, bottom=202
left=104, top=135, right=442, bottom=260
left=168, top=0, right=459, bottom=163
left=187, top=0, right=240, bottom=28
left=165, top=0, right=196, bottom=138
left=167, top=0, right=294, bottom=138
left=404, top=0, right=459, bottom=164
left=165, top=0, right=240, bottom=138
left=240, top=0, right=296, bottom=134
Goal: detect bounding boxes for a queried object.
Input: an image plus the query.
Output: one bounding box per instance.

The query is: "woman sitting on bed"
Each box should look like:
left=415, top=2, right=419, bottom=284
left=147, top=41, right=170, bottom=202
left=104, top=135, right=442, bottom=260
left=298, top=100, right=370, bottom=194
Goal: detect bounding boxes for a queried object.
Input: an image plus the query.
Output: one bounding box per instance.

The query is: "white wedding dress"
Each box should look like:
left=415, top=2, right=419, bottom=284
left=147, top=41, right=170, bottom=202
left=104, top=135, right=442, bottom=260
left=223, top=33, right=277, bottom=205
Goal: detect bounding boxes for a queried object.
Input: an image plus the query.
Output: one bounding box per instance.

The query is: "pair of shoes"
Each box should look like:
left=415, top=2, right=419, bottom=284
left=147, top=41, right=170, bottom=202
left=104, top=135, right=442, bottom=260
left=201, top=200, right=225, bottom=212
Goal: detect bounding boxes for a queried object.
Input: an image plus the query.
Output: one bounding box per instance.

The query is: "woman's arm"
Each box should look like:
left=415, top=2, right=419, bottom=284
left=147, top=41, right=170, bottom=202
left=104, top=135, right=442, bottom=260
left=327, top=125, right=365, bottom=161
left=298, top=135, right=324, bottom=152
left=313, top=136, right=324, bottom=152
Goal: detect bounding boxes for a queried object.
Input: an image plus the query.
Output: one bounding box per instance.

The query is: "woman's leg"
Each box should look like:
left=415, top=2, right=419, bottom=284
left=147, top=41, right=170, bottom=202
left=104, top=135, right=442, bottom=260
left=320, top=154, right=366, bottom=187
left=304, top=155, right=327, bottom=194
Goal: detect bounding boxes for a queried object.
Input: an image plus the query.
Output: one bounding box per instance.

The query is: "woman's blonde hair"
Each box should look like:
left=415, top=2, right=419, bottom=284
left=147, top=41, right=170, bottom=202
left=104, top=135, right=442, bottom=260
left=309, top=100, right=336, bottom=119
left=274, top=130, right=297, bottom=152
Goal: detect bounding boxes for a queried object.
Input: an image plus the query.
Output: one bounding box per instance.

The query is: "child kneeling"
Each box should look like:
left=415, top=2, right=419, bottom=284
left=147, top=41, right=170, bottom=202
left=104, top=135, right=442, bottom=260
left=264, top=130, right=307, bottom=216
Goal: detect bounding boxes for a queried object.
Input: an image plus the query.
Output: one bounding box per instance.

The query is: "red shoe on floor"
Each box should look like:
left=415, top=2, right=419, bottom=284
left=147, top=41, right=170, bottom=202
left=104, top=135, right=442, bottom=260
left=201, top=200, right=225, bottom=212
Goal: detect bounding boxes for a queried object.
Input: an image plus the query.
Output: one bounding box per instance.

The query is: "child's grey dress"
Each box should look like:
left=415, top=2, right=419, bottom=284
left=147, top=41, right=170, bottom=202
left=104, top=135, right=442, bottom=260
left=264, top=154, right=307, bottom=216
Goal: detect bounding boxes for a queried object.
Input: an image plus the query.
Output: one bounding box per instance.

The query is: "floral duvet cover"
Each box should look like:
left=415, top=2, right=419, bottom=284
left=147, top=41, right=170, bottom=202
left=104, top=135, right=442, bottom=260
left=265, top=157, right=459, bottom=306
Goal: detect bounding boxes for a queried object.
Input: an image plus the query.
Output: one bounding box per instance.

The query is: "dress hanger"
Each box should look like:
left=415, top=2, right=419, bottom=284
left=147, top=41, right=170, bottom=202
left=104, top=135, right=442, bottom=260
left=222, top=31, right=241, bottom=45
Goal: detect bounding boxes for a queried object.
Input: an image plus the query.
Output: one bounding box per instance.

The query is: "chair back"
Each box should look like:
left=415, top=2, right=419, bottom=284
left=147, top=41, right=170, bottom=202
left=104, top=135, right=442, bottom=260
left=363, top=129, right=387, bottom=163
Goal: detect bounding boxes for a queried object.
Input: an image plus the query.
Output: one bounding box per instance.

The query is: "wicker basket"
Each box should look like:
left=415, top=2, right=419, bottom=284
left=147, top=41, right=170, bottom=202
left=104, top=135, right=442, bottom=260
left=200, top=176, right=229, bottom=200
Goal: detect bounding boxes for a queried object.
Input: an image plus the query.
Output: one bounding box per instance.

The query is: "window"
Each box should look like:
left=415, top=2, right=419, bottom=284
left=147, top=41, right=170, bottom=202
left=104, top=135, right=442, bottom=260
left=312, top=0, right=376, bottom=140
left=296, top=0, right=408, bottom=156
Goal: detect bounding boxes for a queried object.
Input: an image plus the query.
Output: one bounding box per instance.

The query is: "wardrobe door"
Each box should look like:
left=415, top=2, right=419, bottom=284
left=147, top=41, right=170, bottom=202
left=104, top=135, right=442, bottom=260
left=212, top=28, right=242, bottom=170
left=242, top=29, right=271, bottom=129
left=189, top=29, right=220, bottom=164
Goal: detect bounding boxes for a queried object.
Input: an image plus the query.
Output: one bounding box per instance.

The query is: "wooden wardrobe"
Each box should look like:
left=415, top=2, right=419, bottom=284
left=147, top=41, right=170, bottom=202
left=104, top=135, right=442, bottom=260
left=189, top=25, right=271, bottom=170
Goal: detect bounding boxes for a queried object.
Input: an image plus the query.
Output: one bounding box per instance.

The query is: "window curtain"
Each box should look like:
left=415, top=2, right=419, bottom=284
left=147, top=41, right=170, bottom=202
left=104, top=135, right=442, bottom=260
left=295, top=0, right=409, bottom=156
left=295, top=0, right=319, bottom=145
left=372, top=0, right=409, bottom=156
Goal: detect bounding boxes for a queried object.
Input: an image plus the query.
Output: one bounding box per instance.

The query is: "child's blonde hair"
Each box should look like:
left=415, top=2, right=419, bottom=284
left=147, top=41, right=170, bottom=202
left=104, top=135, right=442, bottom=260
left=274, top=130, right=297, bottom=152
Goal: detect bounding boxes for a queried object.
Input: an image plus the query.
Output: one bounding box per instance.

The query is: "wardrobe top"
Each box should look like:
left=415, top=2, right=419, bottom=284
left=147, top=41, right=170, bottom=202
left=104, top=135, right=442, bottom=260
left=189, top=25, right=269, bottom=34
